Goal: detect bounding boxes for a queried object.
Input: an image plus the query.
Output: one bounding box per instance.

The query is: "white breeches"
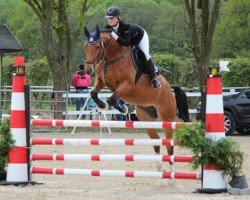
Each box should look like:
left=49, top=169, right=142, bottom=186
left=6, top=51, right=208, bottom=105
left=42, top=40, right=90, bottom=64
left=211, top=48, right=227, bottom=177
left=138, top=30, right=151, bottom=60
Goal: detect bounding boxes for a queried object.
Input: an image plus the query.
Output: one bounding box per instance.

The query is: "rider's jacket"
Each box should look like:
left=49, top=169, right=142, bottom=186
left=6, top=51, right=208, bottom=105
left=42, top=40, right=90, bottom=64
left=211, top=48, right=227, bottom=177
left=105, top=20, right=144, bottom=47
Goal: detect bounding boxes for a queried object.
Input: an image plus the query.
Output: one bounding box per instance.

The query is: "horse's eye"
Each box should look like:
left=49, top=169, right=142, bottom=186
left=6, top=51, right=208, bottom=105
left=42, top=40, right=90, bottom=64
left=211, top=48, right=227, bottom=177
left=96, top=46, right=100, bottom=50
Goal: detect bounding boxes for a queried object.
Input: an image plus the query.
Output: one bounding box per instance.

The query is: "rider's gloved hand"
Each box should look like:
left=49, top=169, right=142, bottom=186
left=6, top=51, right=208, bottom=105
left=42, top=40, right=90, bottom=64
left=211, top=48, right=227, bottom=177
left=111, top=31, right=118, bottom=40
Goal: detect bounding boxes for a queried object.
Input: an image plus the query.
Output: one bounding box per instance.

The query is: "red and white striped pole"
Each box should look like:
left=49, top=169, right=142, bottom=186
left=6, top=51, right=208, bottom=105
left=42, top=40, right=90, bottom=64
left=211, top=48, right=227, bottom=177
left=201, top=66, right=227, bottom=192
left=6, top=57, right=29, bottom=184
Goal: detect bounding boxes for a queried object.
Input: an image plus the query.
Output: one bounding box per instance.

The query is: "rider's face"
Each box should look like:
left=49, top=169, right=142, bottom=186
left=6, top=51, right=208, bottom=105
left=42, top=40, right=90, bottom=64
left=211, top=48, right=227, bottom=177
left=107, top=16, right=119, bottom=27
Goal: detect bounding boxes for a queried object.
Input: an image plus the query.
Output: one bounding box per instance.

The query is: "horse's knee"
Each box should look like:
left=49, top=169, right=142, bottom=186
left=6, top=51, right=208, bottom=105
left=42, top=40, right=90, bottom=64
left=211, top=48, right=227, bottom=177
left=90, top=89, right=107, bottom=109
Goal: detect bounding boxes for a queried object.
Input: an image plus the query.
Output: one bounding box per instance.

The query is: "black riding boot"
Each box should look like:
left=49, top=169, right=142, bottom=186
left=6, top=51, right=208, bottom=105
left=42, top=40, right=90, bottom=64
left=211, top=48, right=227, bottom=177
left=146, top=58, right=161, bottom=88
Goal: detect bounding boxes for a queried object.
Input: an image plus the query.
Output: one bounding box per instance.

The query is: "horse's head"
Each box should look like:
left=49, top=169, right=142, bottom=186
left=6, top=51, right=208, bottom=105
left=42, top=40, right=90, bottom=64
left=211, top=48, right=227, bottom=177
left=84, top=25, right=129, bottom=74
left=83, top=25, right=105, bottom=73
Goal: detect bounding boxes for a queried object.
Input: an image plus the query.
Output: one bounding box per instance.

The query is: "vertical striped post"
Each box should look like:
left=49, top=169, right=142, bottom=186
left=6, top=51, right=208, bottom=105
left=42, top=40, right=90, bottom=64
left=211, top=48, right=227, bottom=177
left=201, top=66, right=227, bottom=192
left=6, top=57, right=29, bottom=184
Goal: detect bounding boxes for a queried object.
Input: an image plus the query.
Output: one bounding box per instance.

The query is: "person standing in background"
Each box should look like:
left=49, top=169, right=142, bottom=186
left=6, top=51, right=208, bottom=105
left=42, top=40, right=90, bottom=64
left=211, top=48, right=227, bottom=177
left=72, top=64, right=91, bottom=118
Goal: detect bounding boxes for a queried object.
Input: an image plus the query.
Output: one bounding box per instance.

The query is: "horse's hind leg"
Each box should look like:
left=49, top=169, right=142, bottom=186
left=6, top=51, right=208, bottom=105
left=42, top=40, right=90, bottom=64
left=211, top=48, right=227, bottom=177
left=157, top=102, right=176, bottom=172
left=136, top=106, right=163, bottom=171
left=147, top=128, right=166, bottom=171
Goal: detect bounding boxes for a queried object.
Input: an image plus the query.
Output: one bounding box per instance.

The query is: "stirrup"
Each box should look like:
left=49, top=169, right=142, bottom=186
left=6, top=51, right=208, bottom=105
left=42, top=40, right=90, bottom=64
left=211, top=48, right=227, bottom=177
left=151, top=78, right=161, bottom=88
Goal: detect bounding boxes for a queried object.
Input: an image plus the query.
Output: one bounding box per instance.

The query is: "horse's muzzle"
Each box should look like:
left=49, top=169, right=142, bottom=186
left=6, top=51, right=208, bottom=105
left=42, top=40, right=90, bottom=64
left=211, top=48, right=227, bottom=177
left=84, top=66, right=93, bottom=75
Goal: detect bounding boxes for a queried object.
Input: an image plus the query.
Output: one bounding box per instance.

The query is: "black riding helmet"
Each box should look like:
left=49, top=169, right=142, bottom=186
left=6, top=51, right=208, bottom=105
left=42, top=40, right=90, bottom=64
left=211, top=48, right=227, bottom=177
left=105, top=6, right=121, bottom=19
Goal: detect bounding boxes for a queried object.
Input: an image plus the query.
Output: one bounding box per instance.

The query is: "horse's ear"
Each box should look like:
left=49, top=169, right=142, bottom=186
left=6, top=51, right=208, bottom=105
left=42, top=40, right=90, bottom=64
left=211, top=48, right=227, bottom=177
left=84, top=26, right=90, bottom=38
left=96, top=24, right=100, bottom=38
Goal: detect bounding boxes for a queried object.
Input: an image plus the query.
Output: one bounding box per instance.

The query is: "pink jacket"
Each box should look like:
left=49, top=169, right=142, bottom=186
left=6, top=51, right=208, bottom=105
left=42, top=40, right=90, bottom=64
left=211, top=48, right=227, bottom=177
left=72, top=71, right=91, bottom=88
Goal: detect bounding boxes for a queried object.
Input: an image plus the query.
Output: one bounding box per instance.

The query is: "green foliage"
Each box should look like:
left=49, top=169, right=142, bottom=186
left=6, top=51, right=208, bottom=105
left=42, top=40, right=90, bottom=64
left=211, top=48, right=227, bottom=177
left=1, top=1, right=43, bottom=60
left=85, top=0, right=189, bottom=58
left=26, top=58, right=51, bottom=86
left=213, top=0, right=250, bottom=58
left=153, top=53, right=181, bottom=84
left=150, top=2, right=190, bottom=56
left=1, top=0, right=248, bottom=88
left=0, top=0, right=20, bottom=23
left=153, top=53, right=198, bottom=87
left=174, top=122, right=244, bottom=178
left=2, top=56, right=14, bottom=86
left=222, top=57, right=250, bottom=87
left=0, top=118, right=14, bottom=170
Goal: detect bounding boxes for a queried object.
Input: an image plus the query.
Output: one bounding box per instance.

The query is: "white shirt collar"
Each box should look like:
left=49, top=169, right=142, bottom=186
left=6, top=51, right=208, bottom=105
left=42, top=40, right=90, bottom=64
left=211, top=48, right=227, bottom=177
left=112, top=23, right=119, bottom=33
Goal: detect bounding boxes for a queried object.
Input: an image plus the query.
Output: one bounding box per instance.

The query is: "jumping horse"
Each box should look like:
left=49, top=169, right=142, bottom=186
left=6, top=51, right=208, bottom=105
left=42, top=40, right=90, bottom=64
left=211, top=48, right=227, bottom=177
left=83, top=25, right=190, bottom=171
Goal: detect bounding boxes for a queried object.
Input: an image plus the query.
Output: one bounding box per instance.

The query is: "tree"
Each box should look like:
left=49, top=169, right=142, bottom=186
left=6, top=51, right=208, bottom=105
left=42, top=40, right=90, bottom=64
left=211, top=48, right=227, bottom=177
left=182, top=0, right=221, bottom=90
left=85, top=0, right=190, bottom=58
left=213, top=0, right=250, bottom=58
left=23, top=0, right=98, bottom=118
left=6, top=2, right=44, bottom=60
left=151, top=1, right=190, bottom=57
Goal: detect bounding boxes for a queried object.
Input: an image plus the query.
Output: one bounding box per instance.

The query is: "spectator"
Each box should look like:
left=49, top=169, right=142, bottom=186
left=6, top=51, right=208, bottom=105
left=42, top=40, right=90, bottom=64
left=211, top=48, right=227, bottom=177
left=72, top=64, right=91, bottom=118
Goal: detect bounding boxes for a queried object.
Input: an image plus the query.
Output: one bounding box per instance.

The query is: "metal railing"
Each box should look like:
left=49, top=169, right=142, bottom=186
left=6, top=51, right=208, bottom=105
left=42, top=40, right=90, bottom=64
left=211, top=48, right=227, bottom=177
left=0, top=86, right=68, bottom=118
left=0, top=86, right=248, bottom=120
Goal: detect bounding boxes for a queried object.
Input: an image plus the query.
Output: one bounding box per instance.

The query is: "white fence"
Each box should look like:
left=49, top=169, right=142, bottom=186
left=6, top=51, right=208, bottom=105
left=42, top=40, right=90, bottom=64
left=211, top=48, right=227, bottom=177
left=0, top=86, right=248, bottom=120
left=62, top=88, right=242, bottom=118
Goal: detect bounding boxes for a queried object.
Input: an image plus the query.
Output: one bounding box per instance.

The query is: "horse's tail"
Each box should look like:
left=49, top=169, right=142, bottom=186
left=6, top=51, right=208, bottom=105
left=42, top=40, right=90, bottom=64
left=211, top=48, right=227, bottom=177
left=172, top=86, right=191, bottom=122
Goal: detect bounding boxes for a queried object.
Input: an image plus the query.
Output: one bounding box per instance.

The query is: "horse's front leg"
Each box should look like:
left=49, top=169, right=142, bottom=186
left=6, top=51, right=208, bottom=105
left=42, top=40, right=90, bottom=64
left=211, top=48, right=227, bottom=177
left=107, top=93, right=128, bottom=115
left=90, top=77, right=109, bottom=110
left=107, top=82, right=132, bottom=115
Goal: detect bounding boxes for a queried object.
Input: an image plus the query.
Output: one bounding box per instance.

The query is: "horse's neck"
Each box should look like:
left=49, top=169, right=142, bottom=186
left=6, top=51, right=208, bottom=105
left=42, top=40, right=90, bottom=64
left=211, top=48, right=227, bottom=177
left=101, top=33, right=130, bottom=60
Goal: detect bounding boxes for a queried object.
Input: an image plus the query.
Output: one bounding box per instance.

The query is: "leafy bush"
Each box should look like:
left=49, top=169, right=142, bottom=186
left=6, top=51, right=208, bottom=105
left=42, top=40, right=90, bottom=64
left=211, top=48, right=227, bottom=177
left=222, top=57, right=250, bottom=87
left=153, top=53, right=197, bottom=87
left=174, top=122, right=244, bottom=178
left=26, top=58, right=51, bottom=86
left=2, top=56, right=14, bottom=86
left=0, top=118, right=14, bottom=170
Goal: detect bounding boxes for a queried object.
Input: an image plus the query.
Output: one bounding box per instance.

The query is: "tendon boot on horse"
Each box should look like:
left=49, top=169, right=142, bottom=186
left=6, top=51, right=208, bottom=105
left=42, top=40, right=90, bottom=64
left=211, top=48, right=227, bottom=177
left=115, top=99, right=128, bottom=115
left=117, top=102, right=128, bottom=114
left=146, top=58, right=161, bottom=88
left=108, top=98, right=128, bottom=115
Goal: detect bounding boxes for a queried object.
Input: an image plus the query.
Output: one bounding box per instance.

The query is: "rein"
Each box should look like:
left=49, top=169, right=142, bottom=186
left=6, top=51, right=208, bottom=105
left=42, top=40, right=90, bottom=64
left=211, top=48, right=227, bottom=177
left=85, top=37, right=131, bottom=68
left=104, top=52, right=131, bottom=66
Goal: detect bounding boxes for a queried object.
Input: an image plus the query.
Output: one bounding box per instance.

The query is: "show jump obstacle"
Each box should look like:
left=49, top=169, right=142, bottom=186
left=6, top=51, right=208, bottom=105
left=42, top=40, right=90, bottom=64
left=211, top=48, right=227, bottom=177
left=4, top=57, right=227, bottom=192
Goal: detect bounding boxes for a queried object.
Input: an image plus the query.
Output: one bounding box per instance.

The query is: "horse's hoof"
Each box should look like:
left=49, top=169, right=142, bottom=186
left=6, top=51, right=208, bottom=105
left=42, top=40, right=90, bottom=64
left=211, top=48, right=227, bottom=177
left=156, top=161, right=163, bottom=172
left=155, top=153, right=164, bottom=172
left=99, top=101, right=109, bottom=111
left=127, top=104, right=135, bottom=114
left=121, top=105, right=129, bottom=115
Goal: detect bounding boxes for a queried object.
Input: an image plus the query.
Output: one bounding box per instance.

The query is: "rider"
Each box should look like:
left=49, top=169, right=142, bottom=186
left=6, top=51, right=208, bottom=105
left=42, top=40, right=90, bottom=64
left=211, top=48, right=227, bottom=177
left=104, top=6, right=161, bottom=88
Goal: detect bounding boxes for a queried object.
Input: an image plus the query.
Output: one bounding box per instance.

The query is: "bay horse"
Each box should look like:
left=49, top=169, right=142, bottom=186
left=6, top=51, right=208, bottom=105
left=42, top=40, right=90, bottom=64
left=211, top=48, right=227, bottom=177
left=83, top=25, right=190, bottom=171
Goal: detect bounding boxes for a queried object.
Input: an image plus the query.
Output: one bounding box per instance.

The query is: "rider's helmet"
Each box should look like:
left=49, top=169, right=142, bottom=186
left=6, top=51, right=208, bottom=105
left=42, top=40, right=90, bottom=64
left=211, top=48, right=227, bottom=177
left=105, top=6, right=121, bottom=19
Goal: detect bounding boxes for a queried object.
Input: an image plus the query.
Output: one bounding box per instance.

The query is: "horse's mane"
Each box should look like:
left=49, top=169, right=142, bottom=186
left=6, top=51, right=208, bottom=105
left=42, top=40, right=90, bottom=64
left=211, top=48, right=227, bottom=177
left=101, top=30, right=112, bottom=33
left=99, top=31, right=111, bottom=42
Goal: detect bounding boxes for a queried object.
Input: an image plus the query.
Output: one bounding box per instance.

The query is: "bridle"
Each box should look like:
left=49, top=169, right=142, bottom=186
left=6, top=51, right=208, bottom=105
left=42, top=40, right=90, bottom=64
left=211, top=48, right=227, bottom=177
left=84, top=40, right=107, bottom=66
left=84, top=36, right=131, bottom=69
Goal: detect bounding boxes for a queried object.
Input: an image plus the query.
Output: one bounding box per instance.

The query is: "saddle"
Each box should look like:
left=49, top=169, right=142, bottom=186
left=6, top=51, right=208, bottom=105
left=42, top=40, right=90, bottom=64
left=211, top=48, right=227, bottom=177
left=131, top=47, right=161, bottom=84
